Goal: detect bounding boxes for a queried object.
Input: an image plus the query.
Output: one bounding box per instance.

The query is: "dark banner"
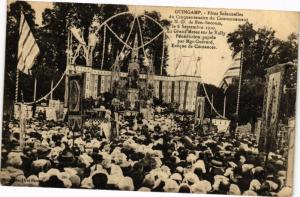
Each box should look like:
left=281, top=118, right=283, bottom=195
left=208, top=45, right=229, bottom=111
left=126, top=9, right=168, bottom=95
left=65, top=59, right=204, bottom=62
left=68, top=74, right=83, bottom=131
left=68, top=74, right=83, bottom=114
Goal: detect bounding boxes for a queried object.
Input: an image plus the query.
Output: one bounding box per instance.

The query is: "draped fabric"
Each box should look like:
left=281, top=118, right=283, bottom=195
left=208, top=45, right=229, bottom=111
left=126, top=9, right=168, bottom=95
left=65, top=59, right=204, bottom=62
left=17, top=13, right=40, bottom=75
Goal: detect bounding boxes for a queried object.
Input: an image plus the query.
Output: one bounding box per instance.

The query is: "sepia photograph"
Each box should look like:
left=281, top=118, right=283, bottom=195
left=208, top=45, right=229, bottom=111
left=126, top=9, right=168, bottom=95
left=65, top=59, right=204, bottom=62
left=0, top=0, right=299, bottom=196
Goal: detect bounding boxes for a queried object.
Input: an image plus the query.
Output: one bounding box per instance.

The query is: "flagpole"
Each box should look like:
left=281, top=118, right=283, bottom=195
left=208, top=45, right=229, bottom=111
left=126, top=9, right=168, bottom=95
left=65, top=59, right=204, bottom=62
left=236, top=40, right=244, bottom=120
left=211, top=94, right=214, bottom=115
left=15, top=69, right=19, bottom=103
left=223, top=95, right=226, bottom=117
left=50, top=80, right=54, bottom=100
left=17, top=8, right=23, bottom=150
left=33, top=77, right=37, bottom=101
left=64, top=23, right=70, bottom=108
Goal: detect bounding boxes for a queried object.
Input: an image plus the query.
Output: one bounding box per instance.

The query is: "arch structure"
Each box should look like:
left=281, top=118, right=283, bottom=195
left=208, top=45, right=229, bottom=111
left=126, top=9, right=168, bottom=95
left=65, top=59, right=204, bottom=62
left=23, top=11, right=223, bottom=117
left=65, top=11, right=203, bottom=112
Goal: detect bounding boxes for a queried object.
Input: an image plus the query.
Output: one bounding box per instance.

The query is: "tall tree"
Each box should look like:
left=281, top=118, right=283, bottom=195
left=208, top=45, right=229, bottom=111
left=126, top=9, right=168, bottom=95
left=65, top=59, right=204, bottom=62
left=34, top=2, right=103, bottom=100
left=226, top=22, right=298, bottom=125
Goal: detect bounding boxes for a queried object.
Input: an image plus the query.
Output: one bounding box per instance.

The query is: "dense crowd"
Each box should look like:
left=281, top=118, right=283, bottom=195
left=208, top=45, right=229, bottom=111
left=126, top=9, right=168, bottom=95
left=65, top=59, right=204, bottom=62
left=0, top=112, right=291, bottom=196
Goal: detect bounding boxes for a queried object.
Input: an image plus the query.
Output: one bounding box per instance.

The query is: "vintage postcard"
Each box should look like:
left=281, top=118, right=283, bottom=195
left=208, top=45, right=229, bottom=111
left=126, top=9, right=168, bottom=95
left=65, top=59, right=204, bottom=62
left=1, top=0, right=299, bottom=196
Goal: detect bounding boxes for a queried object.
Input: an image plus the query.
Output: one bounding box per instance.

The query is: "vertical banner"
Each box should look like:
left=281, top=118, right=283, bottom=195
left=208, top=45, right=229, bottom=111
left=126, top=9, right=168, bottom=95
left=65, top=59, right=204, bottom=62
left=259, top=63, right=291, bottom=152
left=68, top=74, right=84, bottom=131
left=195, top=96, right=205, bottom=124
left=255, top=118, right=262, bottom=143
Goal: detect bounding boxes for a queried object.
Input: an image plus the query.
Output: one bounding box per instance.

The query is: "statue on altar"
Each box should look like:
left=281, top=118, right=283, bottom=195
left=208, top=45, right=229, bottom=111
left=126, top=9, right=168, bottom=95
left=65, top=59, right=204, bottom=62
left=127, top=33, right=140, bottom=90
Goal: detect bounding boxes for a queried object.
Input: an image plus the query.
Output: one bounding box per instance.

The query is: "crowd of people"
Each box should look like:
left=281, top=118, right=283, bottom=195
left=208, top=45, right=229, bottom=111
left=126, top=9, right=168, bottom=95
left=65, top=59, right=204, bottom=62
left=0, top=111, right=291, bottom=196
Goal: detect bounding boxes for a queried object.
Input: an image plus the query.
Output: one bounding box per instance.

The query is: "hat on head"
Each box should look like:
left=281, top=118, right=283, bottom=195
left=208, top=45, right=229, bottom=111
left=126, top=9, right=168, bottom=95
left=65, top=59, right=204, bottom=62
left=7, top=152, right=23, bottom=168
left=143, top=173, right=156, bottom=188
left=192, top=160, right=206, bottom=173
left=229, top=184, right=241, bottom=195
left=266, top=180, right=279, bottom=191
left=110, top=164, right=124, bottom=176
left=176, top=166, right=184, bottom=173
left=163, top=179, right=179, bottom=193
left=138, top=187, right=151, bottom=192
left=276, top=160, right=284, bottom=166
left=210, top=159, right=223, bottom=168
left=242, top=163, right=254, bottom=172
left=69, top=174, right=81, bottom=187
left=190, top=180, right=211, bottom=194
left=212, top=175, right=229, bottom=191
left=183, top=172, right=200, bottom=185
left=249, top=179, right=261, bottom=191
left=178, top=183, right=191, bottom=193
left=170, top=173, right=182, bottom=182
left=277, top=170, right=286, bottom=177
left=81, top=177, right=93, bottom=189
left=117, top=176, right=134, bottom=191
left=186, top=153, right=198, bottom=163
left=242, top=190, right=257, bottom=196
left=78, top=153, right=93, bottom=168
left=32, top=159, right=51, bottom=172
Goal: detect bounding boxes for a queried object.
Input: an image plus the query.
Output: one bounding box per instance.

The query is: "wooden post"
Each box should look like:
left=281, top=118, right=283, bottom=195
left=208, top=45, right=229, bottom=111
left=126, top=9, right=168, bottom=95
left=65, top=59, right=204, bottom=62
left=236, top=41, right=244, bottom=119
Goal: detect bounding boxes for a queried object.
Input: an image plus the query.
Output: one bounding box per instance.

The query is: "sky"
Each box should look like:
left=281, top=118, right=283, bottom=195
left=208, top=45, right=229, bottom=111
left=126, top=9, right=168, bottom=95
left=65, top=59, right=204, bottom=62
left=13, top=1, right=300, bottom=86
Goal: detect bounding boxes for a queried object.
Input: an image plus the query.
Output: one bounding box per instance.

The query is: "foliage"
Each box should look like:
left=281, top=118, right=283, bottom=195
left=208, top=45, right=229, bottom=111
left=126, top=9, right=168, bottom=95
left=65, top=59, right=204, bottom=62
left=226, top=22, right=298, bottom=124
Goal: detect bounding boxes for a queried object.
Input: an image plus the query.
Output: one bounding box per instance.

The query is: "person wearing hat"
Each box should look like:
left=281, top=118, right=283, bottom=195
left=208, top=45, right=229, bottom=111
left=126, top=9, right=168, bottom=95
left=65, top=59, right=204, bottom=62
left=32, top=159, right=52, bottom=174
left=128, top=162, right=144, bottom=189
left=7, top=152, right=23, bottom=168
left=208, top=154, right=225, bottom=183
left=92, top=172, right=108, bottom=189
left=40, top=174, right=65, bottom=188
left=57, top=149, right=75, bottom=169
left=228, top=183, right=241, bottom=195
left=163, top=179, right=179, bottom=193
left=117, top=176, right=135, bottom=191
left=229, top=113, right=237, bottom=139
left=138, top=187, right=151, bottom=192
left=190, top=180, right=212, bottom=194
left=178, top=183, right=191, bottom=193
left=151, top=178, right=165, bottom=192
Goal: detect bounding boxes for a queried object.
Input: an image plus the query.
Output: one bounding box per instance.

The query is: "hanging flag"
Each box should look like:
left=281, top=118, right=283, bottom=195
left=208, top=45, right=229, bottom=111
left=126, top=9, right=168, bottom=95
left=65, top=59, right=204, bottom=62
left=17, top=13, right=40, bottom=75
